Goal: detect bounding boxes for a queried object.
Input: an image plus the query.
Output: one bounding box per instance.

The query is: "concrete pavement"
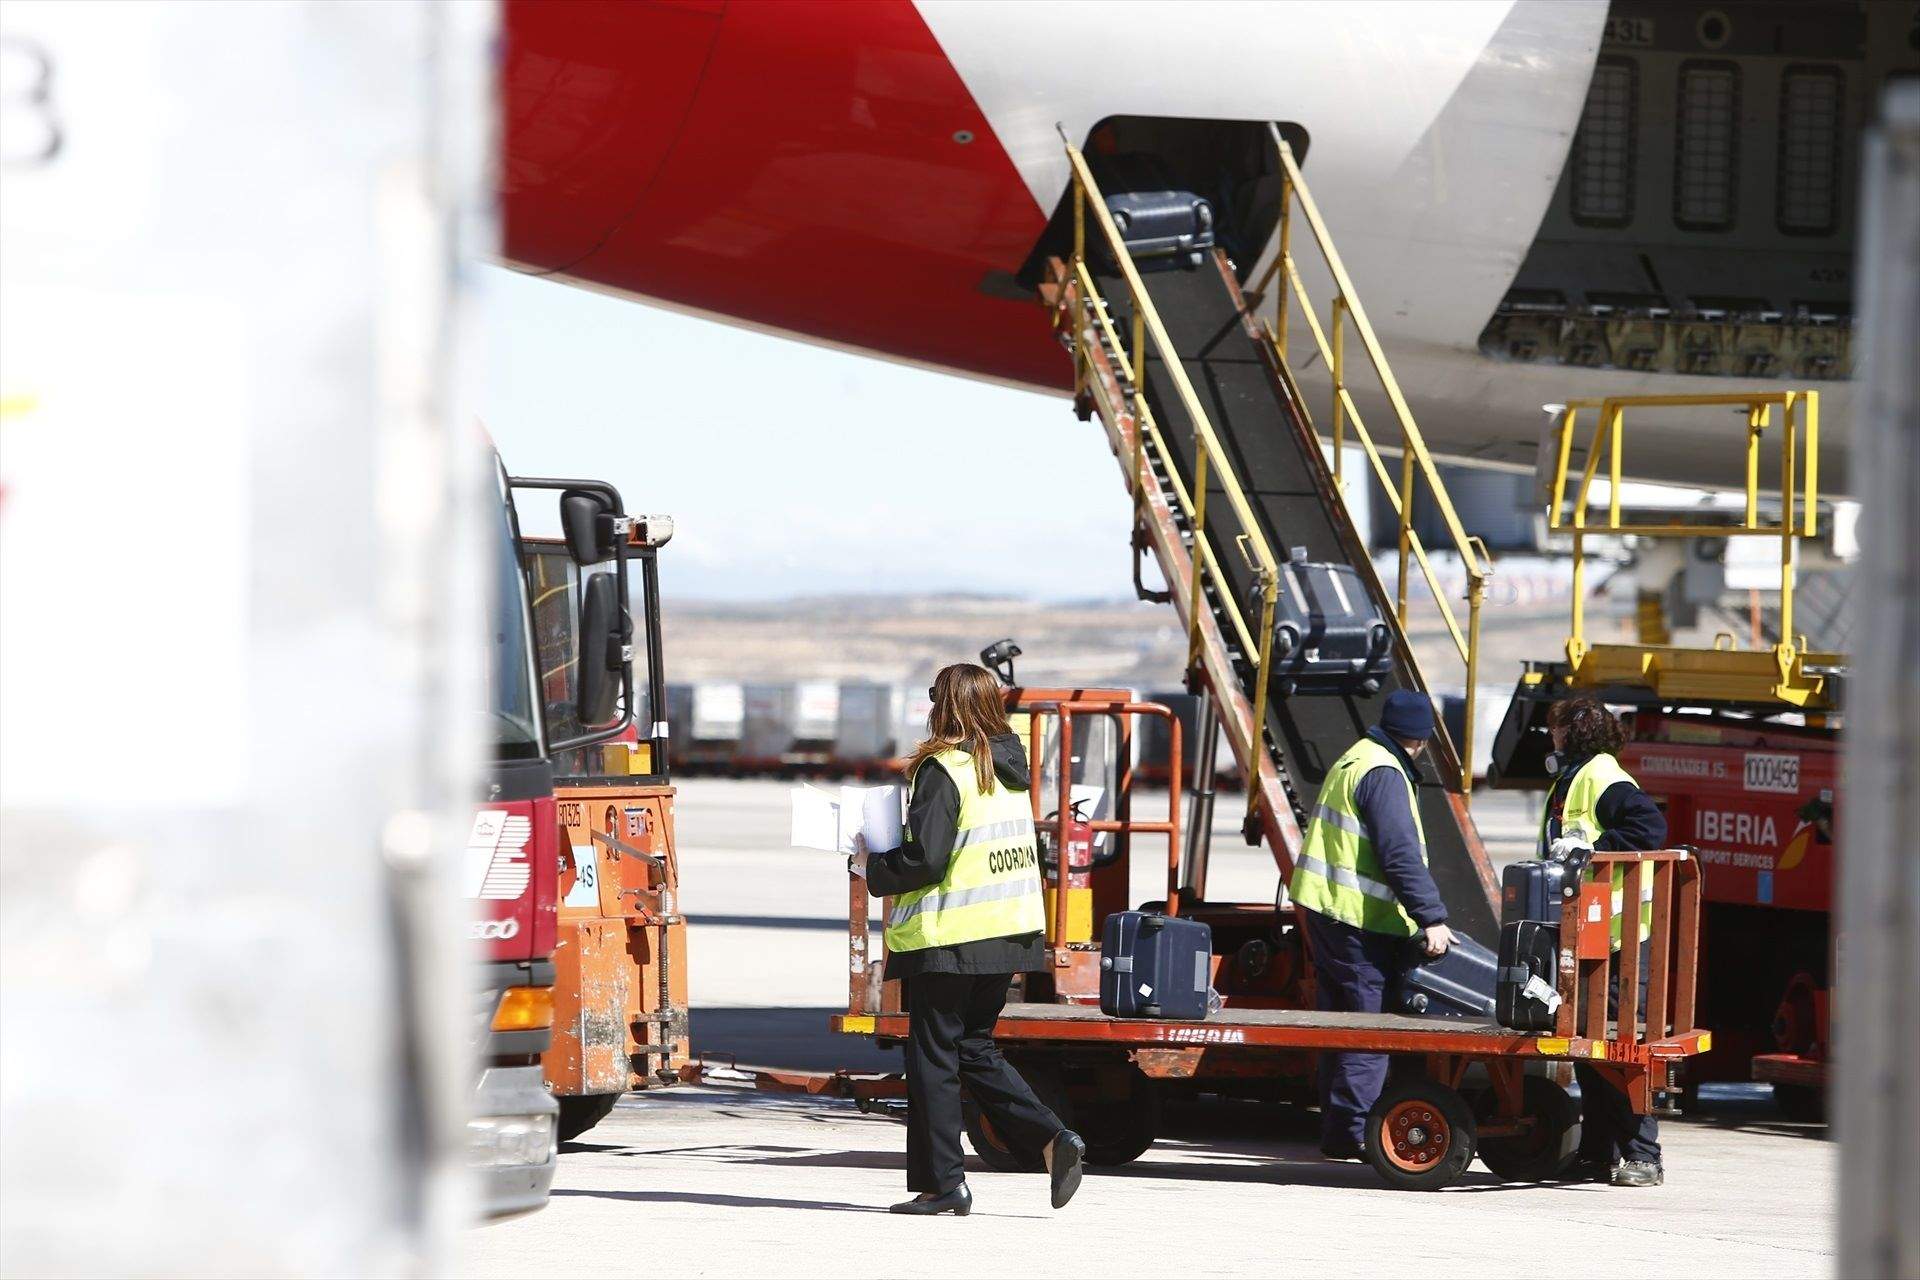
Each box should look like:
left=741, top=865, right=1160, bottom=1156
left=466, top=1082, right=1831, bottom=1278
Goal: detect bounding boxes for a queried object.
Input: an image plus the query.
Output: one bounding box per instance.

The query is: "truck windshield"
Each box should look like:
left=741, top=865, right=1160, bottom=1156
left=490, top=475, right=544, bottom=759
left=525, top=540, right=650, bottom=777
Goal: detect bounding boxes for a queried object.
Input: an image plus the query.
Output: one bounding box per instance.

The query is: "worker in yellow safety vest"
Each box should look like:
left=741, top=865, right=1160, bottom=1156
left=1288, top=690, right=1457, bottom=1161
left=851, top=663, right=1084, bottom=1216
left=1541, top=696, right=1668, bottom=1188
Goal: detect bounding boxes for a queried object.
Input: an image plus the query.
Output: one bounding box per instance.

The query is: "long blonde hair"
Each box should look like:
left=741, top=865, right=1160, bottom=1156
left=906, top=663, right=1012, bottom=793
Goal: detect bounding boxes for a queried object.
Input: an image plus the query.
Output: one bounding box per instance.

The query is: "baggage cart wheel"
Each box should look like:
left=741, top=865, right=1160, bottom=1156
left=1364, top=1079, right=1476, bottom=1191
left=556, top=1093, right=621, bottom=1144
left=963, top=1061, right=1066, bottom=1173
left=1473, top=1076, right=1579, bottom=1182
left=1072, top=1068, right=1162, bottom=1167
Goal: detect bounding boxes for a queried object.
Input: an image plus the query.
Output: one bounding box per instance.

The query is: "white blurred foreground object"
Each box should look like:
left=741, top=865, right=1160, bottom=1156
left=1840, top=79, right=1920, bottom=1280
left=0, top=2, right=495, bottom=1274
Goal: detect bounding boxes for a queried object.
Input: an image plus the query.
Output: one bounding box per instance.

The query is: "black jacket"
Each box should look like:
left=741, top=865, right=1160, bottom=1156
left=1544, top=752, right=1668, bottom=853
left=868, top=732, right=1046, bottom=979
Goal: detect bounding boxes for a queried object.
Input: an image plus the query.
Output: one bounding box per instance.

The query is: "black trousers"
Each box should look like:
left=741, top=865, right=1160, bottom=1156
left=906, top=971, right=1063, bottom=1193
left=1576, top=941, right=1661, bottom=1165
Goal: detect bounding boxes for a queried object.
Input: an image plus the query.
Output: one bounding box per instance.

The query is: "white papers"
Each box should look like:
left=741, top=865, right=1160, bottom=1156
left=790, top=783, right=903, bottom=853
left=857, top=785, right=904, bottom=852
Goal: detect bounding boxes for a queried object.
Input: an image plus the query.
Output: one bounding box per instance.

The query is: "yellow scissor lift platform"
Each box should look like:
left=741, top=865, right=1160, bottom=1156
left=1491, top=390, right=1842, bottom=787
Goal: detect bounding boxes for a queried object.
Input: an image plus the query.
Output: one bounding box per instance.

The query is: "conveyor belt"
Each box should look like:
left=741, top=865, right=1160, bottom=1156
left=1102, top=253, right=1499, bottom=942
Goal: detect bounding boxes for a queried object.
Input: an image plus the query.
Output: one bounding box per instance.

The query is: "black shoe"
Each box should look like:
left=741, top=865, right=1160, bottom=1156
left=890, top=1183, right=972, bottom=1215
left=1611, top=1160, right=1664, bottom=1187
left=1048, top=1130, right=1086, bottom=1209
left=1319, top=1138, right=1365, bottom=1162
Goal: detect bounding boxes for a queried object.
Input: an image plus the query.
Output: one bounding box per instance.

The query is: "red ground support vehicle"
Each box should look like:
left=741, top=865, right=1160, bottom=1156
left=469, top=466, right=656, bottom=1214
left=1487, top=391, right=1842, bottom=1117
left=1622, top=710, right=1835, bottom=1115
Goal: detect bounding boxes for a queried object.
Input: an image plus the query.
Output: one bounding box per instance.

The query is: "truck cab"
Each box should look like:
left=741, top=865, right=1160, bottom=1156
left=470, top=464, right=648, bottom=1214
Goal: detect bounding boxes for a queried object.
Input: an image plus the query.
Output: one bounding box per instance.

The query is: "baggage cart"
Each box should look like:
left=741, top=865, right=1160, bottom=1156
left=834, top=696, right=1710, bottom=1190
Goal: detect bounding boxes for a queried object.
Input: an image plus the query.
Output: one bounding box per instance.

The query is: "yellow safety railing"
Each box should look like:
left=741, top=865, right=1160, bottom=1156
left=1545, top=392, right=1829, bottom=704
left=1250, top=127, right=1492, bottom=797
left=1060, top=139, right=1282, bottom=829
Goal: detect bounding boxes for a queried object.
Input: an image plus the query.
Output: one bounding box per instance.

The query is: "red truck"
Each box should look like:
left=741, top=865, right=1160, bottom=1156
left=469, top=463, right=644, bottom=1214
left=1619, top=709, right=1835, bottom=1116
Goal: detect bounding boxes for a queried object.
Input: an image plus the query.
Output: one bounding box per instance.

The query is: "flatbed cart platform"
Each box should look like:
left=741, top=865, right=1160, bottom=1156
left=833, top=997, right=1710, bottom=1192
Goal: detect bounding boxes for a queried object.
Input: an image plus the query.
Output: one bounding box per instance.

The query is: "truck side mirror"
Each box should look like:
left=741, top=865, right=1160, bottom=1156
left=560, top=490, right=617, bottom=565
left=574, top=570, right=625, bottom=725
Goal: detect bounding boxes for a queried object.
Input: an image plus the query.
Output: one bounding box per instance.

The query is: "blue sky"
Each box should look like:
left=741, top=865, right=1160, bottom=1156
left=483, top=266, right=1135, bottom=602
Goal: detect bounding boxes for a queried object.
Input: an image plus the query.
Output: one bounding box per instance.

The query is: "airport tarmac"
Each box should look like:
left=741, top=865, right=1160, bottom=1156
left=463, top=778, right=1835, bottom=1277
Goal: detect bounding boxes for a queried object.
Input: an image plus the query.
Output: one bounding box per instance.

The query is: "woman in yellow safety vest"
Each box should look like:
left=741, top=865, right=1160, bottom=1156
left=851, top=663, right=1085, bottom=1216
left=1541, top=696, right=1668, bottom=1188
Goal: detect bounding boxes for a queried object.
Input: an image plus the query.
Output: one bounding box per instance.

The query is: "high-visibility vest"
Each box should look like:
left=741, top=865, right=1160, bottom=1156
left=1289, top=736, right=1426, bottom=937
left=1541, top=752, right=1654, bottom=950
left=886, top=747, right=1046, bottom=952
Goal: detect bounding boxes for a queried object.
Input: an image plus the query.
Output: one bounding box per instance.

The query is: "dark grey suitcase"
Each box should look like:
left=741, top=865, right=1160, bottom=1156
left=1496, top=919, right=1562, bottom=1030
left=1501, top=860, right=1576, bottom=927
left=1253, top=549, right=1395, bottom=695
left=1389, top=933, right=1499, bottom=1018
left=1104, top=191, right=1214, bottom=270
left=1099, top=911, right=1212, bottom=1019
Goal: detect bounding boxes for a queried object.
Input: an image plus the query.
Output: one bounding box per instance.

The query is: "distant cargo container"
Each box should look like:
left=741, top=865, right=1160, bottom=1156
left=834, top=681, right=895, bottom=762
left=692, top=681, right=744, bottom=743
left=794, top=681, right=840, bottom=753
left=740, top=683, right=798, bottom=760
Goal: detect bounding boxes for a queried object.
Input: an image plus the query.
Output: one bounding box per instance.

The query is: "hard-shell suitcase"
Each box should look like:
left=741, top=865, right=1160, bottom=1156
left=1388, top=933, right=1499, bottom=1018
left=1104, top=191, right=1215, bottom=270
left=1501, top=859, right=1575, bottom=927
left=1496, top=919, right=1563, bottom=1031
left=1253, top=548, right=1395, bottom=695
left=1099, top=911, right=1213, bottom=1020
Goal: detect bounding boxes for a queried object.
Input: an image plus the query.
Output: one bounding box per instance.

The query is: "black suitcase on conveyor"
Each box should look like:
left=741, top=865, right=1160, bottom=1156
left=1496, top=919, right=1563, bottom=1031
left=1388, top=933, right=1499, bottom=1018
left=1104, top=191, right=1215, bottom=270
left=1501, top=859, right=1576, bottom=927
left=1099, top=911, right=1212, bottom=1019
left=1253, top=549, right=1395, bottom=695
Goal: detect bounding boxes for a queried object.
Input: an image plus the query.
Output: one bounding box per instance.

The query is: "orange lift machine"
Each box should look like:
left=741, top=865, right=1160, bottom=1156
left=519, top=497, right=688, bottom=1142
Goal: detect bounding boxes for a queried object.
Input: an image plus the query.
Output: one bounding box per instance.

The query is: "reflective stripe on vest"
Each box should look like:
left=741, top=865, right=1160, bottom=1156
left=1540, top=752, right=1655, bottom=950
left=885, top=747, right=1046, bottom=952
left=1288, top=736, right=1426, bottom=937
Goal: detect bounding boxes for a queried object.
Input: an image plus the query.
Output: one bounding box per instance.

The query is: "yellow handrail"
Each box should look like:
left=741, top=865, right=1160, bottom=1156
left=1063, top=141, right=1281, bottom=827
left=1253, top=127, right=1491, bottom=797
left=1544, top=392, right=1820, bottom=682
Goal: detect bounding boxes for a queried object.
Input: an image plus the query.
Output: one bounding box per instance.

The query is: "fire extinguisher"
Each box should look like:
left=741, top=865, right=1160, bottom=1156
left=1042, top=798, right=1096, bottom=940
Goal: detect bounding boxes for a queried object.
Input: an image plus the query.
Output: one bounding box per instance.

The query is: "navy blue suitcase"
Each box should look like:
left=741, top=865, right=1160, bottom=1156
left=1104, top=191, right=1214, bottom=270
left=1388, top=933, right=1499, bottom=1019
left=1496, top=919, right=1562, bottom=1031
left=1252, top=550, right=1395, bottom=695
left=1501, top=859, right=1575, bottom=927
left=1099, top=911, right=1212, bottom=1020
